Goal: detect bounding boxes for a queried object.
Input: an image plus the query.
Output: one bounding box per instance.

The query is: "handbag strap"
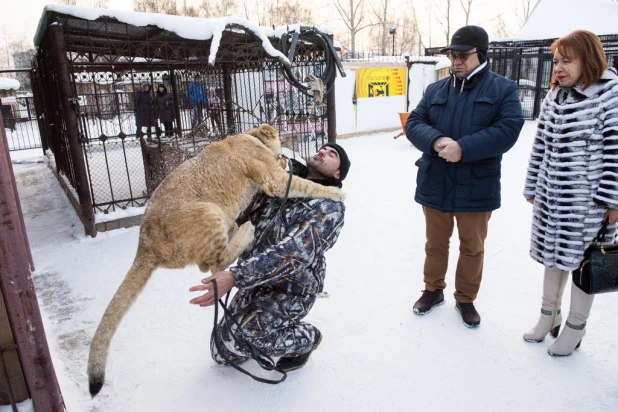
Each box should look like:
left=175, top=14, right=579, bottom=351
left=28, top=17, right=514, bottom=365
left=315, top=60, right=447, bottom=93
left=595, top=221, right=610, bottom=244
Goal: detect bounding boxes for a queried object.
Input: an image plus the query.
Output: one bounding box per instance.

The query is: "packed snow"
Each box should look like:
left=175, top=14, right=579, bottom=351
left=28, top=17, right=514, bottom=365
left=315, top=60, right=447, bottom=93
left=12, top=121, right=618, bottom=411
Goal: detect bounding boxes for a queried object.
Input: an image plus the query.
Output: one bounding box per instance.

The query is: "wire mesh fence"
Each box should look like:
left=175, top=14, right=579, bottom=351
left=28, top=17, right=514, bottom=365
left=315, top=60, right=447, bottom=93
left=34, top=11, right=337, bottom=234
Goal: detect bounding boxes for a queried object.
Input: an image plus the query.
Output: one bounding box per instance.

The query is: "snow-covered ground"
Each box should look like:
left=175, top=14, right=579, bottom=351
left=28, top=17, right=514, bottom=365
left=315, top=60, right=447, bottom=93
left=12, top=121, right=618, bottom=411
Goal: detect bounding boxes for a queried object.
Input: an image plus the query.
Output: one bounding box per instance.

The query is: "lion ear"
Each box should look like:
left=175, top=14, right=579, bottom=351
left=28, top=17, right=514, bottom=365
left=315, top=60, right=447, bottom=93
left=256, top=124, right=278, bottom=141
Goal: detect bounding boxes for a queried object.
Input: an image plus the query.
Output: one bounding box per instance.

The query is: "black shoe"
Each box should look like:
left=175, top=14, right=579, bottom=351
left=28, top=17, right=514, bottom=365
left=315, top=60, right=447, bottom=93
left=276, top=329, right=322, bottom=372
left=413, top=289, right=445, bottom=315
left=455, top=301, right=481, bottom=328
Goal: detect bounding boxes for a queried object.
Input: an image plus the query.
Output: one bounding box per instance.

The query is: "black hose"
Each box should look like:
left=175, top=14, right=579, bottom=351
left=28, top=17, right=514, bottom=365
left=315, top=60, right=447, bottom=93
left=277, top=27, right=346, bottom=98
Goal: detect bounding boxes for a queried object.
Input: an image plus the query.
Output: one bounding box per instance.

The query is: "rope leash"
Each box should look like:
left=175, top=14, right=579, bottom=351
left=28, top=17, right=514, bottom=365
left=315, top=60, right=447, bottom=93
left=210, top=163, right=294, bottom=383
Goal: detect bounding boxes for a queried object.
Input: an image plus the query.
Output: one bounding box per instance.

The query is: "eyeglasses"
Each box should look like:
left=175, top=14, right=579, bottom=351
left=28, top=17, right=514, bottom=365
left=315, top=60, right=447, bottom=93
left=447, top=51, right=478, bottom=62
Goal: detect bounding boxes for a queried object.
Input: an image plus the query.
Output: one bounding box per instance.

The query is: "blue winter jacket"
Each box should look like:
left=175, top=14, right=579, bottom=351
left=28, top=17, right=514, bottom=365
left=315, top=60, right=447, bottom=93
left=406, top=63, right=524, bottom=212
left=186, top=81, right=206, bottom=105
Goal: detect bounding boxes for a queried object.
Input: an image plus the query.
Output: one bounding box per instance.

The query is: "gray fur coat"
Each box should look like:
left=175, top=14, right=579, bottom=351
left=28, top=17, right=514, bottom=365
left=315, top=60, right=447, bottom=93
left=524, top=68, right=618, bottom=270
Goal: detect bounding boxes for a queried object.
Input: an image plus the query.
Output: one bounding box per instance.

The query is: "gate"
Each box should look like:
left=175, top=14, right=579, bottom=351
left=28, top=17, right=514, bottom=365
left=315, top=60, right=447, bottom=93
left=0, top=69, right=46, bottom=163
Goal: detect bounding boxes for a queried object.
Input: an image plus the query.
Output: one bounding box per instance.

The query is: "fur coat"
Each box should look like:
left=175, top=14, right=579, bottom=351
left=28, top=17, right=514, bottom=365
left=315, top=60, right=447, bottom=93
left=524, top=68, right=618, bottom=270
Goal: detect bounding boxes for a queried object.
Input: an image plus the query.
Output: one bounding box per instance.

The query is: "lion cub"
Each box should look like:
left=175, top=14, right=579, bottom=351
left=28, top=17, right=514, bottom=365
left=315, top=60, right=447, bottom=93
left=88, top=124, right=344, bottom=396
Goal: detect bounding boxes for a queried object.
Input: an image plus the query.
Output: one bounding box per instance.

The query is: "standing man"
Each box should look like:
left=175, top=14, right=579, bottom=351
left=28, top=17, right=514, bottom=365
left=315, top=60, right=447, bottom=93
left=190, top=143, right=350, bottom=372
left=406, top=25, right=524, bottom=327
left=187, top=74, right=206, bottom=128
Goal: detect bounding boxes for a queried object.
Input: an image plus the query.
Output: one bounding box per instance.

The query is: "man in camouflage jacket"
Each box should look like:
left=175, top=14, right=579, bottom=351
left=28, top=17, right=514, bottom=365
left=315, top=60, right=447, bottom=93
left=190, top=143, right=351, bottom=372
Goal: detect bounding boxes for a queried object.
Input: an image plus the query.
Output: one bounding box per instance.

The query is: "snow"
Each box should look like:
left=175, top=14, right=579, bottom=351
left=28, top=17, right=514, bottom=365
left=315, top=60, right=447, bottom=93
left=500, top=0, right=618, bottom=41
left=36, top=5, right=335, bottom=67
left=0, top=77, right=20, bottom=91
left=13, top=121, right=618, bottom=411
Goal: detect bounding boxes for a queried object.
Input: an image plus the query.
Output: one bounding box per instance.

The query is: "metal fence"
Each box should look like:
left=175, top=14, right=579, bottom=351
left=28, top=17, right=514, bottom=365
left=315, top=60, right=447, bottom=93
left=34, top=11, right=338, bottom=236
left=426, top=34, right=618, bottom=119
left=1, top=70, right=45, bottom=163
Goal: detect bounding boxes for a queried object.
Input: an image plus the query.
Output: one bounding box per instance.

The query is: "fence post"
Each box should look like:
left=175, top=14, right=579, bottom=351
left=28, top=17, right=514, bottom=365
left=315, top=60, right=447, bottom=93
left=222, top=64, right=235, bottom=134
left=169, top=69, right=182, bottom=138
left=49, top=24, right=96, bottom=237
left=0, top=112, right=65, bottom=411
left=532, top=47, right=545, bottom=120
left=327, top=36, right=337, bottom=143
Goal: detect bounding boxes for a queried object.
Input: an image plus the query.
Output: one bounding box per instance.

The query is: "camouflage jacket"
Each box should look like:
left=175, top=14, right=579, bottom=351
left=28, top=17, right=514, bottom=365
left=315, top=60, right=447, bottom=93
left=230, top=195, right=345, bottom=298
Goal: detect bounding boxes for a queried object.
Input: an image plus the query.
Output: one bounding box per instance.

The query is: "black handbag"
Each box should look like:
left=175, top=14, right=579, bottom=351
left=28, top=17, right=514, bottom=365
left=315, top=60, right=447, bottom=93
left=573, top=222, right=618, bottom=294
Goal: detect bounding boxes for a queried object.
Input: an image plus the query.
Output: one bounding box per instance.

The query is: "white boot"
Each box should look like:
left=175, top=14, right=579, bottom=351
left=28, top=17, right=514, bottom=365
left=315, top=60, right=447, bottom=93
left=523, top=267, right=569, bottom=342
left=548, top=282, right=594, bottom=356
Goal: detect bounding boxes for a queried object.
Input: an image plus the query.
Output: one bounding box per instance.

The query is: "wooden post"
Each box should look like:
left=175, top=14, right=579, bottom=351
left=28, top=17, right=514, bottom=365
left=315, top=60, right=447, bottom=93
left=49, top=24, right=96, bottom=237
left=0, top=112, right=65, bottom=411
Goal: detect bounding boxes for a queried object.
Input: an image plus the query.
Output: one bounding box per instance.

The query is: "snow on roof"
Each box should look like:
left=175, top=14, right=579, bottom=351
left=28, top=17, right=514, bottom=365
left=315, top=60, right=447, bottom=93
left=0, top=77, right=20, bottom=91
left=498, top=0, right=618, bottom=42
left=36, top=5, right=335, bottom=67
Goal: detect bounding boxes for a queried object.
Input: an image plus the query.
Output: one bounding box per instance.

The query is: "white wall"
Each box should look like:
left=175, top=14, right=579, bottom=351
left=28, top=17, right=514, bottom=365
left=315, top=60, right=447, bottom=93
left=407, top=63, right=438, bottom=113
left=334, top=68, right=357, bottom=135
left=334, top=62, right=439, bottom=136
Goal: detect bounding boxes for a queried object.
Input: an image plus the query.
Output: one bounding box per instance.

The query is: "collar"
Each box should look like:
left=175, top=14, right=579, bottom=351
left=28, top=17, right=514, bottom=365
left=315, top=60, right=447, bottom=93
left=551, top=68, right=618, bottom=100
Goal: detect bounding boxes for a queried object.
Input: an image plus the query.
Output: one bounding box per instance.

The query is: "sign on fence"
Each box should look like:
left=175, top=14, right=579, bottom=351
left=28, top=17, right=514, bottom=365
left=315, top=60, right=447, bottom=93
left=356, top=68, right=406, bottom=98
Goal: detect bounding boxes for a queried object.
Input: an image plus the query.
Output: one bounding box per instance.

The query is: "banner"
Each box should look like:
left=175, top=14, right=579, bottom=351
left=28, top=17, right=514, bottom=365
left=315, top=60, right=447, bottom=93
left=356, top=68, right=406, bottom=98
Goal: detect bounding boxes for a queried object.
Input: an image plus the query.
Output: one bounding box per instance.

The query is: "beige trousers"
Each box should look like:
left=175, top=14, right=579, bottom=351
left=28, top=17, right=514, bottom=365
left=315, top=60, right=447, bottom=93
left=422, top=206, right=492, bottom=303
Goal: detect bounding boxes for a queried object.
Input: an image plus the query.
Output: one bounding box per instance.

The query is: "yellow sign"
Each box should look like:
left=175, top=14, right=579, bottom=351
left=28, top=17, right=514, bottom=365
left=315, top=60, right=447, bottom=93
left=356, top=68, right=406, bottom=98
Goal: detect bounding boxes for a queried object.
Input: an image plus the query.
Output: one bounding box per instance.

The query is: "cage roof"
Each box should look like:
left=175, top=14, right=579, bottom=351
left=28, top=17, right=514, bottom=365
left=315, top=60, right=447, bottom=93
left=499, top=0, right=618, bottom=42
left=34, top=5, right=336, bottom=66
left=0, top=77, right=20, bottom=91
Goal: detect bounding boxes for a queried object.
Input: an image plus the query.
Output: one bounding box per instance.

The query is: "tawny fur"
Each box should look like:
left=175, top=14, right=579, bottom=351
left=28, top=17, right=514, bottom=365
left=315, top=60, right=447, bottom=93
left=87, top=124, right=345, bottom=396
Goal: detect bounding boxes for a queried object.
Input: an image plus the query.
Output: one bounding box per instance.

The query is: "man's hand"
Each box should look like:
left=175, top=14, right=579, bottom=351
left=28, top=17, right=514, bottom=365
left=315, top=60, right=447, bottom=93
left=433, top=136, right=454, bottom=153
left=189, top=271, right=235, bottom=307
left=438, top=141, right=463, bottom=162
left=604, top=208, right=618, bottom=224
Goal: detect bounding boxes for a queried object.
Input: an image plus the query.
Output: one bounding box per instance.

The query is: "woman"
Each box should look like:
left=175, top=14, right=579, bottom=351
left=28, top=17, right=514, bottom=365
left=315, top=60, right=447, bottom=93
left=523, top=30, right=618, bottom=356
left=155, top=83, right=175, bottom=137
left=134, top=82, right=155, bottom=142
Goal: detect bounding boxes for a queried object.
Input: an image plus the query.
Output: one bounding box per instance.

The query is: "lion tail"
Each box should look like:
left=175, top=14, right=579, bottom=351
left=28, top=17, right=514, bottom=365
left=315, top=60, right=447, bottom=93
left=88, top=255, right=156, bottom=397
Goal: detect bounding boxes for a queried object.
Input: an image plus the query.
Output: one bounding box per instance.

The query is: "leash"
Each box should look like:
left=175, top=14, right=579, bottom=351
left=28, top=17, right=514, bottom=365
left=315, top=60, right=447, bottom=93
left=211, top=280, right=287, bottom=384
left=210, top=161, right=294, bottom=383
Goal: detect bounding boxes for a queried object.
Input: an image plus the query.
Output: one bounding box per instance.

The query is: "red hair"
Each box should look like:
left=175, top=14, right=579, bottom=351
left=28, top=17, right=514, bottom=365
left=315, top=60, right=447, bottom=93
left=550, top=30, right=607, bottom=90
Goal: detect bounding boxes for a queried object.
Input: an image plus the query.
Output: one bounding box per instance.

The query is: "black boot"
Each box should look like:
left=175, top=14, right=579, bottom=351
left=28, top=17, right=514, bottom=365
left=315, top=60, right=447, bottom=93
left=413, top=289, right=445, bottom=315
left=455, top=301, right=481, bottom=328
left=276, top=329, right=322, bottom=372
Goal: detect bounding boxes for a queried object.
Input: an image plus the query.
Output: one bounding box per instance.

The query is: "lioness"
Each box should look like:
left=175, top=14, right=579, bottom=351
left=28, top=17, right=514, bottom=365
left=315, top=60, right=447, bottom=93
left=88, top=124, right=345, bottom=396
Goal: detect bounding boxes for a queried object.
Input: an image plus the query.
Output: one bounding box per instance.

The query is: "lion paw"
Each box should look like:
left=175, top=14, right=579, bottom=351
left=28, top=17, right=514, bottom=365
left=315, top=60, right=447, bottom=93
left=325, top=187, right=346, bottom=202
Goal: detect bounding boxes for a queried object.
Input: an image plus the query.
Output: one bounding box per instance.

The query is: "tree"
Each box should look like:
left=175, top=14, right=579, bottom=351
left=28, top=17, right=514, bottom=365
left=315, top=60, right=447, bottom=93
left=434, top=0, right=454, bottom=46
left=331, top=0, right=373, bottom=56
left=369, top=0, right=393, bottom=56
left=510, top=0, right=537, bottom=27
left=133, top=0, right=179, bottom=15
left=459, top=0, right=473, bottom=25
left=198, top=0, right=236, bottom=19
left=395, top=13, right=420, bottom=56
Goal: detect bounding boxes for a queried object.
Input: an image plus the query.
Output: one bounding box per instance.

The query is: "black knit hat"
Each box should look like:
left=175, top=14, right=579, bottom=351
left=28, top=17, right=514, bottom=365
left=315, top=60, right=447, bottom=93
left=440, top=25, right=489, bottom=53
left=321, top=143, right=351, bottom=181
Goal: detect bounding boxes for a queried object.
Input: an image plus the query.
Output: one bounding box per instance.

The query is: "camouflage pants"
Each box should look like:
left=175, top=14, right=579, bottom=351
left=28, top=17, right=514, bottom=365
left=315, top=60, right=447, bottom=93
left=210, top=291, right=318, bottom=365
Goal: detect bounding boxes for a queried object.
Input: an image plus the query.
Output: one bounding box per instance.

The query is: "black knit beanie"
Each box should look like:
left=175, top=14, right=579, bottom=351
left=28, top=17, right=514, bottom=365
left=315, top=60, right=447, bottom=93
left=321, top=143, right=351, bottom=181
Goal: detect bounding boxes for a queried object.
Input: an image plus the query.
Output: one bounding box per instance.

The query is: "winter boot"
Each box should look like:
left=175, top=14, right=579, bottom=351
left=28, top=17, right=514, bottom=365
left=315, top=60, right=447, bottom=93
left=523, top=267, right=569, bottom=342
left=455, top=301, right=481, bottom=328
left=276, top=328, right=322, bottom=372
left=548, top=283, right=594, bottom=356
left=413, top=289, right=445, bottom=315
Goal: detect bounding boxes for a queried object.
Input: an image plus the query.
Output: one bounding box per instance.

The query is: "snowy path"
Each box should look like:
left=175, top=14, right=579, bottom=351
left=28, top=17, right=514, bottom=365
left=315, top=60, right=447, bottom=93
left=13, top=122, right=618, bottom=411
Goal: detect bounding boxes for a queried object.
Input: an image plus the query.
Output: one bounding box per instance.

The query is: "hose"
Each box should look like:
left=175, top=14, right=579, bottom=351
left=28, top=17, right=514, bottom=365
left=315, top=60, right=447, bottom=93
left=277, top=27, right=346, bottom=98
